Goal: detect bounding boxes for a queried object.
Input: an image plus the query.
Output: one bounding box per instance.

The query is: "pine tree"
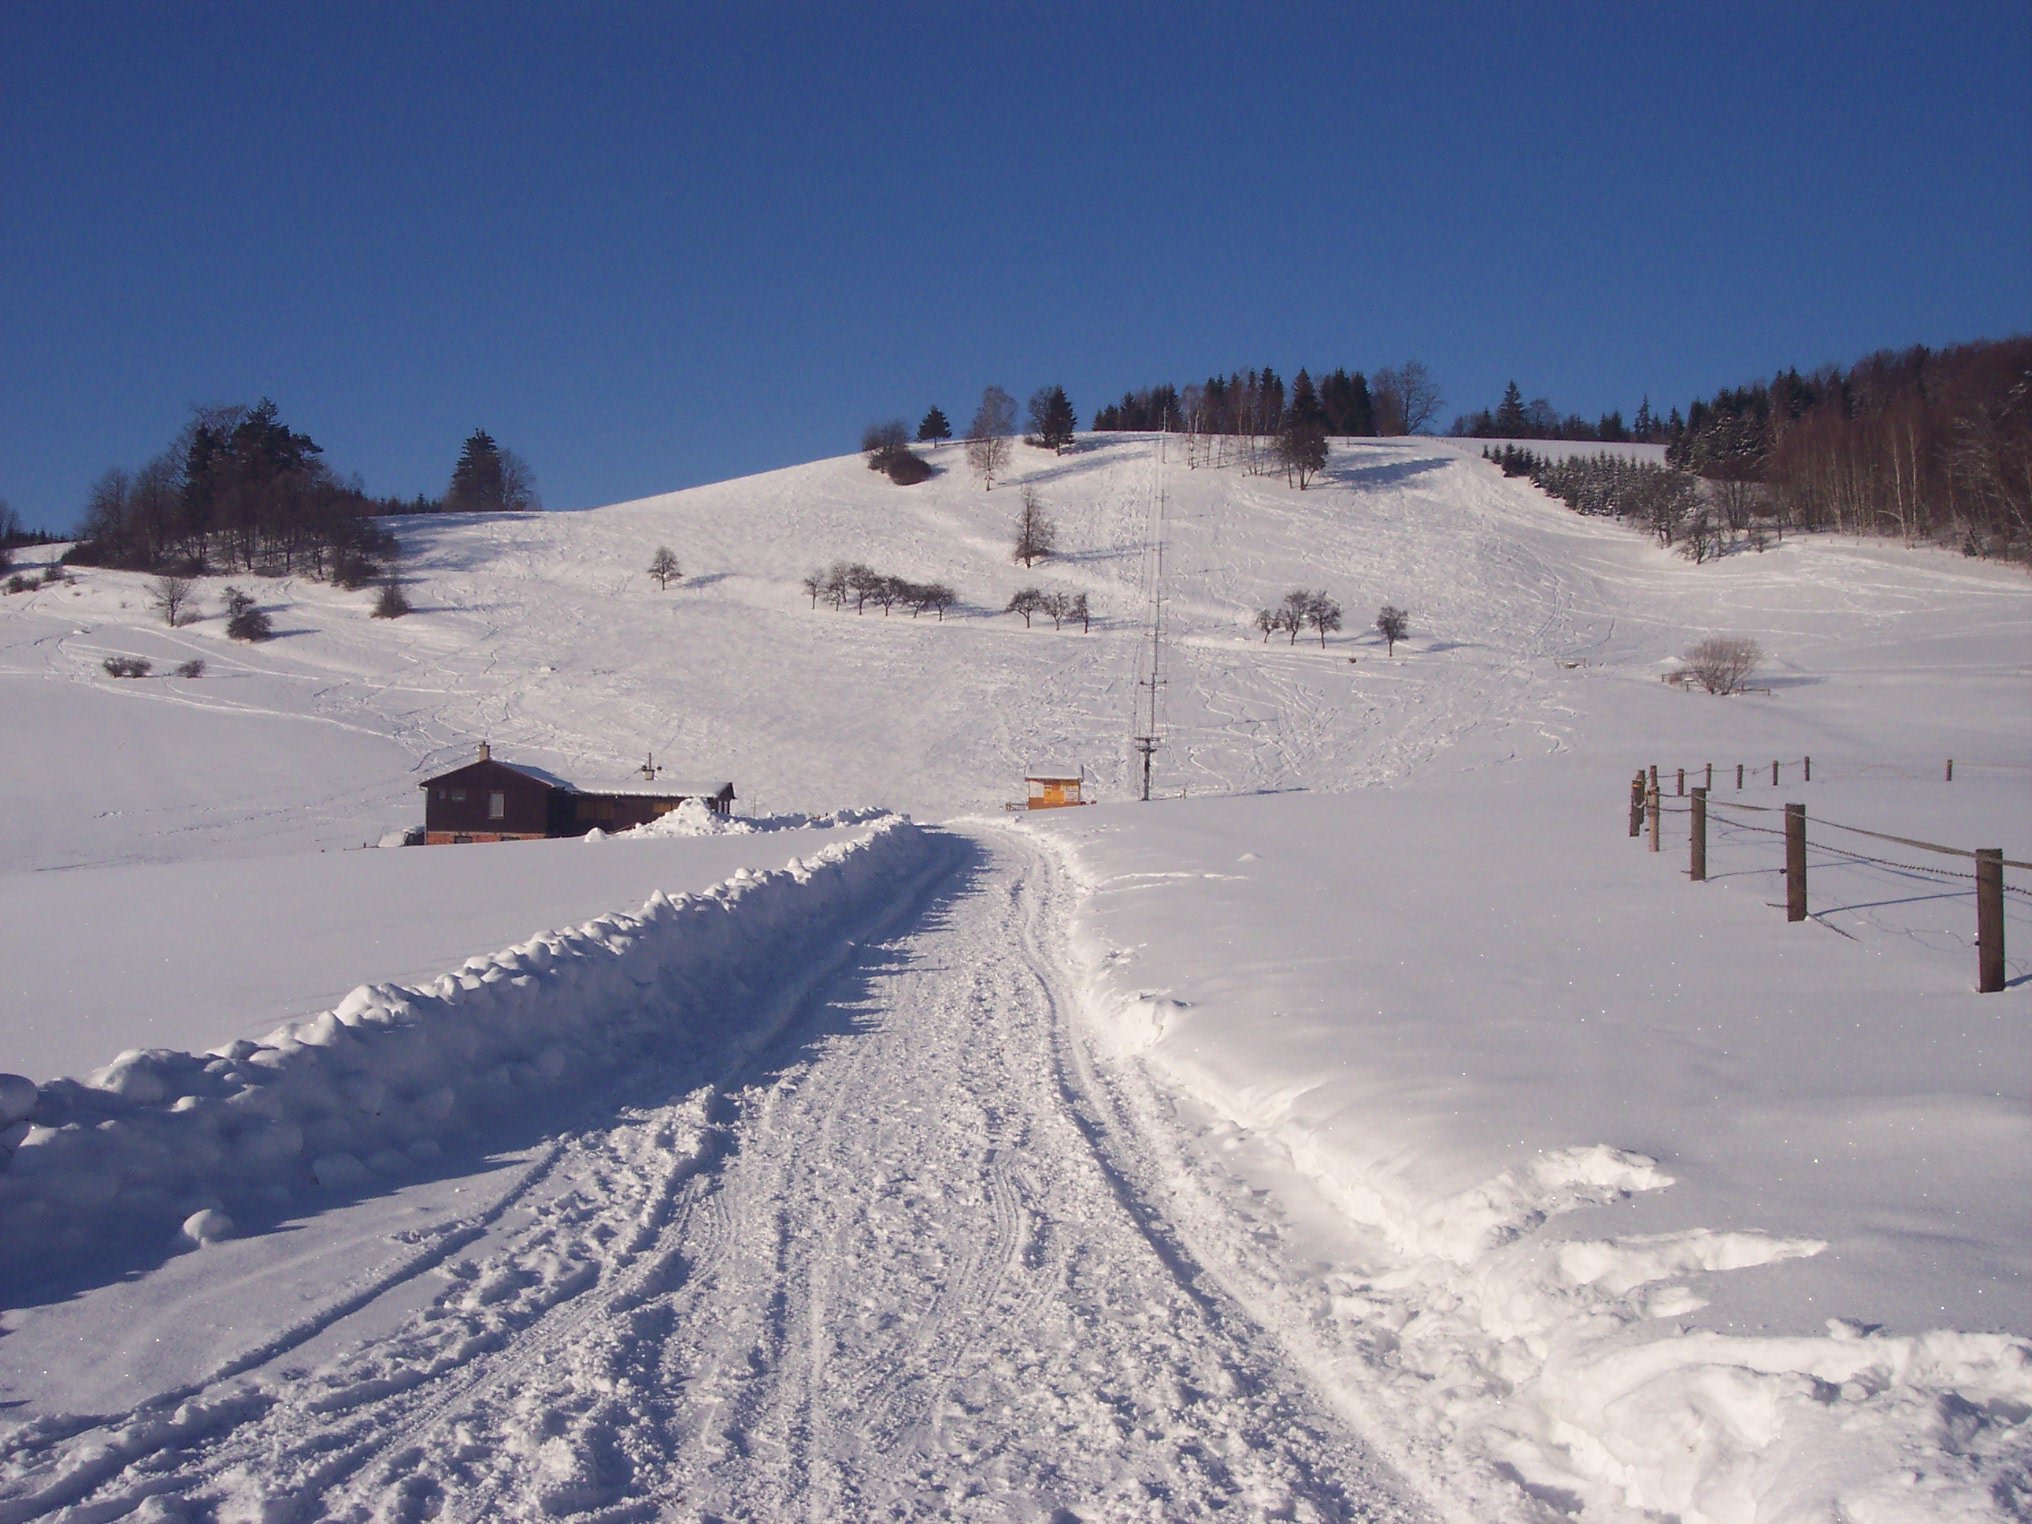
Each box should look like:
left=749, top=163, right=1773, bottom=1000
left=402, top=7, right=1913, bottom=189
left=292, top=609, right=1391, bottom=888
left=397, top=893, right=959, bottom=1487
left=917, top=406, right=952, bottom=442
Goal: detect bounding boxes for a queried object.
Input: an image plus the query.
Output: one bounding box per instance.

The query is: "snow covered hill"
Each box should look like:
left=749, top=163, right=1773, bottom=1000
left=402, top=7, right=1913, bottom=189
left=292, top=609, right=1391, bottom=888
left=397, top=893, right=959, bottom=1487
left=1, top=433, right=2027, bottom=1521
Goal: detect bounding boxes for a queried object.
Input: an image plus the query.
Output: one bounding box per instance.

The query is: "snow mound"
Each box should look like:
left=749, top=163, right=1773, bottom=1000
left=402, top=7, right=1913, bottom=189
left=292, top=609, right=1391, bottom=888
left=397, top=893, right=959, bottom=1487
left=0, top=819, right=936, bottom=1290
left=606, top=801, right=897, bottom=840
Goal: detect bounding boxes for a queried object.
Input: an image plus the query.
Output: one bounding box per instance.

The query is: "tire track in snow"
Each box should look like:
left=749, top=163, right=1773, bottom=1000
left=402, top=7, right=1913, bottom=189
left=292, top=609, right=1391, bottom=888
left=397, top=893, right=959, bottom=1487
left=2, top=828, right=1429, bottom=1522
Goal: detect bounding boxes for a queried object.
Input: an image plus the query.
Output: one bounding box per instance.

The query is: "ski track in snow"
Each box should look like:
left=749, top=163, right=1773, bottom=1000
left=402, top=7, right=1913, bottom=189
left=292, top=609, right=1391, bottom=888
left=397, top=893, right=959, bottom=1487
left=0, top=831, right=1428, bottom=1523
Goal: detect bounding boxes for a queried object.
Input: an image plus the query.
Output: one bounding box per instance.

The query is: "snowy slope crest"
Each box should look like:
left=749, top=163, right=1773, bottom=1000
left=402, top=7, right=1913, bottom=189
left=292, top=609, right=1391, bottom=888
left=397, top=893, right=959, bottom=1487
left=1052, top=842, right=2032, bottom=1524
left=0, top=819, right=935, bottom=1291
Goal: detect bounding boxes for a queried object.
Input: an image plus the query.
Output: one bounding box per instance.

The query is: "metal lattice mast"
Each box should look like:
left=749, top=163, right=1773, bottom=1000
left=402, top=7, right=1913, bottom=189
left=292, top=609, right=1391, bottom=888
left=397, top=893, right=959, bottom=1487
left=1132, top=430, right=1168, bottom=801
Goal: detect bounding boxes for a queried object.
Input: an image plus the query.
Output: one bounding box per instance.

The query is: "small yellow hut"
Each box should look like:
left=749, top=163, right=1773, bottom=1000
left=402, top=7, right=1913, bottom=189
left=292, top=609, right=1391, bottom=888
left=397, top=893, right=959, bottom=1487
left=1024, top=765, right=1087, bottom=810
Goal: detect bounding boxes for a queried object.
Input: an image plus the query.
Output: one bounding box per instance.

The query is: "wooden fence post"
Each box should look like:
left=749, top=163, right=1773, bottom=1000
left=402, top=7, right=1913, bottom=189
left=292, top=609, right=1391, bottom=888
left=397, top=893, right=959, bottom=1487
left=1705, top=762, right=1713, bottom=790
left=1690, top=788, right=1707, bottom=882
left=1676, top=767, right=1685, bottom=797
left=1804, top=755, right=1811, bottom=783
left=1785, top=803, right=1807, bottom=922
left=1737, top=763, right=1744, bottom=790
left=1649, top=764, right=1659, bottom=797
left=1976, top=849, right=2005, bottom=994
left=1772, top=760, right=1780, bottom=786
left=1629, top=773, right=1646, bottom=837
left=1946, top=758, right=1954, bottom=782
left=1648, top=786, right=1661, bottom=853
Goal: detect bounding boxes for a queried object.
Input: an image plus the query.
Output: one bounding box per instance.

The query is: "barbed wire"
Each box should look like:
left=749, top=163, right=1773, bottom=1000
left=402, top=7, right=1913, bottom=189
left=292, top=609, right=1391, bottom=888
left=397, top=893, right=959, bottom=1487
left=1648, top=799, right=2032, bottom=896
left=1638, top=756, right=2029, bottom=784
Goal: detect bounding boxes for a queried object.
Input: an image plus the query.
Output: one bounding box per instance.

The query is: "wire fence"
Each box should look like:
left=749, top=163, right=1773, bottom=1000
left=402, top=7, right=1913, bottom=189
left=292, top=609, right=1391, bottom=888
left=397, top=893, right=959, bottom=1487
left=1628, top=768, right=2025, bottom=992
left=1636, top=754, right=2032, bottom=792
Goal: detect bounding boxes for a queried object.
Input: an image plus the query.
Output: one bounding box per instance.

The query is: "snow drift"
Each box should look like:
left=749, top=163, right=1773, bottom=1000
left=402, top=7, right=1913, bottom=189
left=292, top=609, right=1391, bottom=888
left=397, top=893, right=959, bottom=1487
left=0, top=818, right=939, bottom=1291
left=1037, top=788, right=2032, bottom=1524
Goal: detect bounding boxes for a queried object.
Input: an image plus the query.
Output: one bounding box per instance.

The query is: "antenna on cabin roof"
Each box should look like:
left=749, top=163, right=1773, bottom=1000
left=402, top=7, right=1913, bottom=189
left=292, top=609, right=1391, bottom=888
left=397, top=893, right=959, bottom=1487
left=641, top=752, right=659, bottom=781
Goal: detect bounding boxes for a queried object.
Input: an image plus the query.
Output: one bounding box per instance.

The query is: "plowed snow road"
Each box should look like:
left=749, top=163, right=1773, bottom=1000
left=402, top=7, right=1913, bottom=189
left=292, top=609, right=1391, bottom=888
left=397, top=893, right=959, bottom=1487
left=0, top=829, right=1427, bottom=1523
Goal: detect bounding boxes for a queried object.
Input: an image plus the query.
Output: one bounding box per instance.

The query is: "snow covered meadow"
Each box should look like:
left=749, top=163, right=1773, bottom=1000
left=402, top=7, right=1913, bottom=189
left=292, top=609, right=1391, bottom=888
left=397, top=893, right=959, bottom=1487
left=0, top=433, right=2025, bottom=1520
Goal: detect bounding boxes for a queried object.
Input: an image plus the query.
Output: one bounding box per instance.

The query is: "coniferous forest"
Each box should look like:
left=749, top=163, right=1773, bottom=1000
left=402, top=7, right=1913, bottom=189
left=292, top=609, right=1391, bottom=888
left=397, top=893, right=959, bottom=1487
left=65, top=407, right=539, bottom=578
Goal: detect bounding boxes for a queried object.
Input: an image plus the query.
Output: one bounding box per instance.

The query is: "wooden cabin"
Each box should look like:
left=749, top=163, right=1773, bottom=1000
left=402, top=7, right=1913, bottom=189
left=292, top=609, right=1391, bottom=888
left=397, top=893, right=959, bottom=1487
left=419, top=744, right=734, bottom=843
left=1024, top=766, right=1087, bottom=810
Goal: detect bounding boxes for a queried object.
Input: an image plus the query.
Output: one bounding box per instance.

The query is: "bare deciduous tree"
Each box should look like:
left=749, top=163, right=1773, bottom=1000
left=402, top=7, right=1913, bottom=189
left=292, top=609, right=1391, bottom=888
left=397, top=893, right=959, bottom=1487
left=648, top=546, right=681, bottom=589
left=1013, top=487, right=1057, bottom=566
left=1304, top=591, right=1343, bottom=646
left=1682, top=635, right=1762, bottom=694
left=498, top=449, right=541, bottom=513
left=908, top=581, right=957, bottom=620
left=1376, top=604, right=1409, bottom=655
left=966, top=386, right=1017, bottom=490
left=1007, top=587, right=1043, bottom=626
left=823, top=562, right=851, bottom=611
left=149, top=573, right=197, bottom=626
left=1372, top=361, right=1444, bottom=436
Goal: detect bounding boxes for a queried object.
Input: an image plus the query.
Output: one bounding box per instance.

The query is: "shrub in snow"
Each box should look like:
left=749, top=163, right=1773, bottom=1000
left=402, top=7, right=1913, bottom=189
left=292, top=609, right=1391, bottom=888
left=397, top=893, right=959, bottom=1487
left=372, top=577, right=412, bottom=619
left=176, top=658, right=205, bottom=679
left=331, top=550, right=381, bottom=590
left=1682, top=635, right=1761, bottom=694
left=102, top=655, right=152, bottom=678
left=861, top=421, right=930, bottom=484
left=882, top=450, right=932, bottom=485
left=4, top=574, right=30, bottom=594
left=224, top=586, right=273, bottom=641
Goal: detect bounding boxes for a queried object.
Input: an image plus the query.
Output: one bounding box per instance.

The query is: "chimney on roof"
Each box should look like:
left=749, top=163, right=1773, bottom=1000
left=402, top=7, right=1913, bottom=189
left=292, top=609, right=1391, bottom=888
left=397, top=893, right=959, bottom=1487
left=479, top=741, right=491, bottom=763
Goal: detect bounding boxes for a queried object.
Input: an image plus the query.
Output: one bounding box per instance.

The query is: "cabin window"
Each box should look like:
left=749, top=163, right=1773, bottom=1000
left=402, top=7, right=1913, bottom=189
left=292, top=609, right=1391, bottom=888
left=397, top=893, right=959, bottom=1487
left=488, top=791, right=506, bottom=820
left=449, top=788, right=466, bottom=803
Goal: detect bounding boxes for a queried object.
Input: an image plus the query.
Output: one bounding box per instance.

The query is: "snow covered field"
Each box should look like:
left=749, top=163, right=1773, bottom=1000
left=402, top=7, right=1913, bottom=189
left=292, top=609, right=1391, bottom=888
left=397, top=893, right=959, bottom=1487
left=0, top=435, right=2025, bottom=1519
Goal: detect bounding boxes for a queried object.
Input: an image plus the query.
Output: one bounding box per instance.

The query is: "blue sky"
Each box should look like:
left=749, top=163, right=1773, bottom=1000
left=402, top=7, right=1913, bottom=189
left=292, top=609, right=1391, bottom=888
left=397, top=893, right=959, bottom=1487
left=3, top=2, right=2027, bottom=529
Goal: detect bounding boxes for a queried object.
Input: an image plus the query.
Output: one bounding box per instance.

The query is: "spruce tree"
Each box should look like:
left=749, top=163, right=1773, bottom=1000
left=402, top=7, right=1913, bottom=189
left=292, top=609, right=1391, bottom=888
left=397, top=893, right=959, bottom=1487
left=917, top=406, right=952, bottom=442
left=1027, top=385, right=1077, bottom=453
left=1494, top=381, right=1528, bottom=436
left=1277, top=370, right=1330, bottom=488
left=447, top=430, right=508, bottom=513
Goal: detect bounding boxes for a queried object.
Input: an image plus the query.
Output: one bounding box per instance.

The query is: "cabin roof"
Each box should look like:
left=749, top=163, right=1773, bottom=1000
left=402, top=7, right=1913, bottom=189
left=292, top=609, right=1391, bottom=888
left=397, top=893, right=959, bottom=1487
left=420, top=754, right=731, bottom=799
left=1025, top=764, right=1084, bottom=782
left=419, top=757, right=575, bottom=792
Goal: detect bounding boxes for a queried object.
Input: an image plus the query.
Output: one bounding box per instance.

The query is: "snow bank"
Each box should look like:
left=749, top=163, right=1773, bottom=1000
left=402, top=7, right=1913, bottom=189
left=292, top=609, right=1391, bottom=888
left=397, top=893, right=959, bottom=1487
left=1037, top=788, right=2032, bottom=1524
left=0, top=818, right=936, bottom=1290
left=604, top=801, right=897, bottom=840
